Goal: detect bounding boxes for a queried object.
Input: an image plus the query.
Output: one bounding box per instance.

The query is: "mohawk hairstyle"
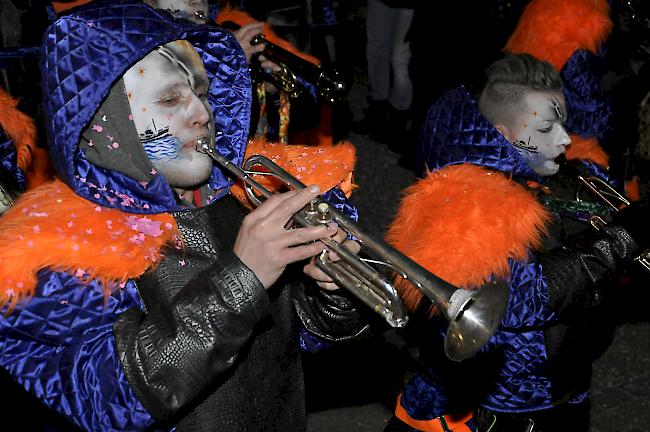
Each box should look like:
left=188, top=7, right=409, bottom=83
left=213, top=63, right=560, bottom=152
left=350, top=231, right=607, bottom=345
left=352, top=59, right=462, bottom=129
left=478, top=53, right=563, bottom=128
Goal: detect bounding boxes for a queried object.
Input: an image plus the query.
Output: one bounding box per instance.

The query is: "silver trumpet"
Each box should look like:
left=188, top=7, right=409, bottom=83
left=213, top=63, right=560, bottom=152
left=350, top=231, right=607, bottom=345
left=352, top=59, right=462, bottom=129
left=576, top=175, right=650, bottom=271
left=196, top=139, right=509, bottom=361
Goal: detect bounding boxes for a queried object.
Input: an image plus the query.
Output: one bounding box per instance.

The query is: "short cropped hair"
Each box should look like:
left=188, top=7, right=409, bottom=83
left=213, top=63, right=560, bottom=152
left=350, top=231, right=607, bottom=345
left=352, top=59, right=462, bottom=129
left=478, top=53, right=563, bottom=128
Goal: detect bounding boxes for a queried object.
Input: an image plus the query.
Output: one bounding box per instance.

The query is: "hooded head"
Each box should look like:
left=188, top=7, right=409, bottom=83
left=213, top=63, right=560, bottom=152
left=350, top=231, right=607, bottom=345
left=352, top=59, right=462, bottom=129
left=41, top=0, right=251, bottom=214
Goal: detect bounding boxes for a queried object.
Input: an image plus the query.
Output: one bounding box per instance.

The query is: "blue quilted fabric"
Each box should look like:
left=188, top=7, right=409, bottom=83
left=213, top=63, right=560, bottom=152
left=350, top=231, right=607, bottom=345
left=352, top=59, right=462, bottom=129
left=415, top=86, right=540, bottom=181
left=41, top=0, right=252, bottom=214
left=562, top=49, right=613, bottom=146
left=0, top=128, right=26, bottom=192
left=0, top=2, right=254, bottom=430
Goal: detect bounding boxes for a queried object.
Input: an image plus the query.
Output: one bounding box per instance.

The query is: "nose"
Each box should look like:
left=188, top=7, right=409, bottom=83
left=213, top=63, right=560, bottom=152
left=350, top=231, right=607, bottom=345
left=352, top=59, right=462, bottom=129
left=557, top=125, right=571, bottom=147
left=186, top=93, right=210, bottom=128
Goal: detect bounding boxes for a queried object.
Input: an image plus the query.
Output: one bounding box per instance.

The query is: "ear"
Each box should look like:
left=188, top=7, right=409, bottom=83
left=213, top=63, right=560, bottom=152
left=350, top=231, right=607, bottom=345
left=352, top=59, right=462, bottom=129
left=494, top=123, right=511, bottom=142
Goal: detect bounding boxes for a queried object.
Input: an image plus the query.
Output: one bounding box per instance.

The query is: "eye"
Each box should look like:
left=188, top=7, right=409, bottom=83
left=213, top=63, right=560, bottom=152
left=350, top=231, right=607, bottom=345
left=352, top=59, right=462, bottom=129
left=538, top=125, right=553, bottom=134
left=158, top=91, right=181, bottom=106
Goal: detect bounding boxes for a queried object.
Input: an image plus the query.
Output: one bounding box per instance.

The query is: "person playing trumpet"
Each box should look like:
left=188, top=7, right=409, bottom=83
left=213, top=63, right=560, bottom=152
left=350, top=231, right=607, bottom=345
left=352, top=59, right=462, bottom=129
left=386, top=53, right=650, bottom=432
left=0, top=2, right=370, bottom=431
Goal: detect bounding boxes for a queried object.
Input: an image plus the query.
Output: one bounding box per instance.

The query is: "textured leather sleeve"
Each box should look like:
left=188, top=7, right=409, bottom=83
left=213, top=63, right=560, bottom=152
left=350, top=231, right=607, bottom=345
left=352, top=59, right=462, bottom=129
left=292, top=282, right=374, bottom=342
left=112, top=251, right=269, bottom=421
left=541, top=218, right=644, bottom=316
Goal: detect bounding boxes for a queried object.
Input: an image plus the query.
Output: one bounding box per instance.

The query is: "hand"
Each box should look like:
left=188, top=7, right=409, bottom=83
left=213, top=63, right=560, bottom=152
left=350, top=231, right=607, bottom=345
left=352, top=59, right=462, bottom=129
left=233, top=22, right=281, bottom=72
left=303, top=228, right=361, bottom=291
left=234, top=185, right=339, bottom=289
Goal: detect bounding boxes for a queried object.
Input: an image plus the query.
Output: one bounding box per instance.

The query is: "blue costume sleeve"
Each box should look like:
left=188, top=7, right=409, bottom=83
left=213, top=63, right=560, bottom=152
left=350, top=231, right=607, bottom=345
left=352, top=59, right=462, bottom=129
left=0, top=270, right=161, bottom=431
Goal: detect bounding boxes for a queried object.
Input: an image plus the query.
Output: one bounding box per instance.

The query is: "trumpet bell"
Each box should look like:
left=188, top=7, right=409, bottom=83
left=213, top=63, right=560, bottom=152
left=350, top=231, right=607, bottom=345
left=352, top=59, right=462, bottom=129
left=445, top=279, right=509, bottom=361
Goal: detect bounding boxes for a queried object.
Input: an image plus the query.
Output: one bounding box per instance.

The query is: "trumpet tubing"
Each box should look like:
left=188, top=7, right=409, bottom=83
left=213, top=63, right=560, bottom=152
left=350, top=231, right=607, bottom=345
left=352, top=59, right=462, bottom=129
left=196, top=139, right=509, bottom=360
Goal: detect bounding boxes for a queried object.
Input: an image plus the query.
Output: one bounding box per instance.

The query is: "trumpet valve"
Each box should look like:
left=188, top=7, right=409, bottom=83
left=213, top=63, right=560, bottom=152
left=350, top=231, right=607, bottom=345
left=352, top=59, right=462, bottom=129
left=316, top=202, right=332, bottom=224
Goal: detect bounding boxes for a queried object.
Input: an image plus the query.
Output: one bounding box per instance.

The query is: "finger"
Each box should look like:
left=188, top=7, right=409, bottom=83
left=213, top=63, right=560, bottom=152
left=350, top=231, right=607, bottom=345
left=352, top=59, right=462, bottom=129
left=282, top=242, right=328, bottom=264
left=266, top=185, right=321, bottom=227
left=247, top=188, right=300, bottom=221
left=279, top=224, right=335, bottom=248
left=303, top=261, right=334, bottom=283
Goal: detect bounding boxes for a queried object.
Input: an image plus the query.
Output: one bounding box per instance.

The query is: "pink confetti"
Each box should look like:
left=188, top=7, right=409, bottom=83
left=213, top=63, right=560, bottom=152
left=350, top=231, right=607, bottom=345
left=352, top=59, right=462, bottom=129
left=150, top=168, right=157, bottom=175
left=27, top=240, right=34, bottom=248
left=128, top=114, right=134, bottom=121
left=32, top=225, right=40, bottom=234
left=87, top=140, right=94, bottom=147
left=92, top=125, right=103, bottom=133
left=75, top=268, right=86, bottom=278
left=125, top=216, right=164, bottom=237
left=107, top=135, right=114, bottom=141
left=179, top=259, right=186, bottom=267
left=94, top=206, right=102, bottom=212
left=112, top=142, right=120, bottom=149
left=165, top=223, right=173, bottom=230
left=139, top=181, right=149, bottom=188
left=94, top=193, right=100, bottom=199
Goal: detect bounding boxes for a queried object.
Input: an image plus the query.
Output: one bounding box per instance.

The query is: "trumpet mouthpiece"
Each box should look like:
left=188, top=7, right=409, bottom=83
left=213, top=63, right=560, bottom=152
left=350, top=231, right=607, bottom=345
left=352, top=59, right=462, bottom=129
left=195, top=137, right=210, bottom=153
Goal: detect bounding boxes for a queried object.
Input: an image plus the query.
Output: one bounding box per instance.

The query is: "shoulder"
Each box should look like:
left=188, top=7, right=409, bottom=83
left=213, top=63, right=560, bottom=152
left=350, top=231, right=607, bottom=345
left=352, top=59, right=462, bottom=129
left=388, top=164, right=550, bottom=290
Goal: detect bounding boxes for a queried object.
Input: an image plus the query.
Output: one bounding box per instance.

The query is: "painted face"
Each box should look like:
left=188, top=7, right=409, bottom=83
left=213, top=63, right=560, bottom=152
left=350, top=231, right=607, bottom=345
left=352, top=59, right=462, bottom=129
left=148, top=0, right=208, bottom=24
left=123, top=40, right=214, bottom=189
left=505, top=91, right=571, bottom=176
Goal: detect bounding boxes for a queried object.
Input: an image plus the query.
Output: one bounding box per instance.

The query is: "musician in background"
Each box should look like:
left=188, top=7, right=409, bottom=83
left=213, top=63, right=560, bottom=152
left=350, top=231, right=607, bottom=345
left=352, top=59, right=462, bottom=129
left=386, top=53, right=650, bottom=432
left=0, top=2, right=371, bottom=430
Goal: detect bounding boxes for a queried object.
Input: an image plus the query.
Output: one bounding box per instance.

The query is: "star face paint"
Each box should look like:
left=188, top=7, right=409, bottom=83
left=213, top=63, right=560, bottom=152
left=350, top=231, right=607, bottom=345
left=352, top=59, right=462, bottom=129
left=506, top=91, right=571, bottom=176
left=124, top=40, right=214, bottom=189
left=148, top=0, right=208, bottom=24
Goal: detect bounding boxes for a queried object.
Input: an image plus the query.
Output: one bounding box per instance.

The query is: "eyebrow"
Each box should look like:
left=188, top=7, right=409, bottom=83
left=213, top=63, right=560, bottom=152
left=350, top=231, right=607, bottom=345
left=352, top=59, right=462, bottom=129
left=536, top=98, right=565, bottom=123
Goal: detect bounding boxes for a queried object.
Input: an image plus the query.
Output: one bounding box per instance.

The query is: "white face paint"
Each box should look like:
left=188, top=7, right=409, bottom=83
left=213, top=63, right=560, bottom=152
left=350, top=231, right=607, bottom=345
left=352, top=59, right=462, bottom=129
left=505, top=91, right=571, bottom=176
left=148, top=0, right=208, bottom=24
left=123, top=41, right=214, bottom=189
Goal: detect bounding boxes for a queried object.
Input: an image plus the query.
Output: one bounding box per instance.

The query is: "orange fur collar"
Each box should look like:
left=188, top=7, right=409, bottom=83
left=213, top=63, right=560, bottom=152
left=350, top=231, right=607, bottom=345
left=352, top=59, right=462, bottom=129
left=386, top=164, right=550, bottom=316
left=0, top=88, right=37, bottom=176
left=0, top=180, right=179, bottom=311
left=565, top=134, right=609, bottom=168
left=230, top=138, right=356, bottom=208
left=505, top=0, right=612, bottom=70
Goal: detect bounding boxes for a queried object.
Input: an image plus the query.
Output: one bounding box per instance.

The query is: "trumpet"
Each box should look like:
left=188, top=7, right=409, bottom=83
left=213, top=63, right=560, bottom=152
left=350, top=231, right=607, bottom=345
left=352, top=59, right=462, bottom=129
left=197, top=138, right=509, bottom=361
left=220, top=21, right=350, bottom=104
left=575, top=174, right=650, bottom=271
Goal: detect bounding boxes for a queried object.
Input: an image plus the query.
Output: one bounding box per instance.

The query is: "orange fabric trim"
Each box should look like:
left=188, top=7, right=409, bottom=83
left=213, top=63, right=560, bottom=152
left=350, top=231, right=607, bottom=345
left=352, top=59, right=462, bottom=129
left=216, top=6, right=320, bottom=66
left=229, top=138, right=356, bottom=209
left=52, top=0, right=92, bottom=14
left=394, top=394, right=473, bottom=432
left=625, top=176, right=641, bottom=202
left=0, top=180, right=179, bottom=311
left=505, top=0, right=612, bottom=70
left=386, top=164, right=550, bottom=316
left=0, top=88, right=37, bottom=174
left=565, top=135, right=609, bottom=168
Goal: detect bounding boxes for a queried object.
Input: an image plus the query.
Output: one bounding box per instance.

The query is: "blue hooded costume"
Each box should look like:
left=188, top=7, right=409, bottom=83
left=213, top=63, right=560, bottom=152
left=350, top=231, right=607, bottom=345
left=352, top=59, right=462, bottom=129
left=389, top=86, right=645, bottom=431
left=0, top=2, right=366, bottom=431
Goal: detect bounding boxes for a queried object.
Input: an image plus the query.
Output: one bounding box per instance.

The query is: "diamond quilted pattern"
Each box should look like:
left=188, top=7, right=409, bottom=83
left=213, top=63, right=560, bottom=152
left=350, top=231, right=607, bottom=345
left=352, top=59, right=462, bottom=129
left=562, top=49, right=613, bottom=145
left=415, top=86, right=539, bottom=181
left=41, top=0, right=252, bottom=214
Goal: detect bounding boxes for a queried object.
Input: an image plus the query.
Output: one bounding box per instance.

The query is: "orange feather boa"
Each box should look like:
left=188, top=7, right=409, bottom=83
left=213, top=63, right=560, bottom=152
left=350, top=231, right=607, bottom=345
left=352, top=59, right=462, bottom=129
left=387, top=164, right=550, bottom=317
left=0, top=180, right=179, bottom=311
left=229, top=138, right=356, bottom=209
left=505, top=0, right=612, bottom=71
